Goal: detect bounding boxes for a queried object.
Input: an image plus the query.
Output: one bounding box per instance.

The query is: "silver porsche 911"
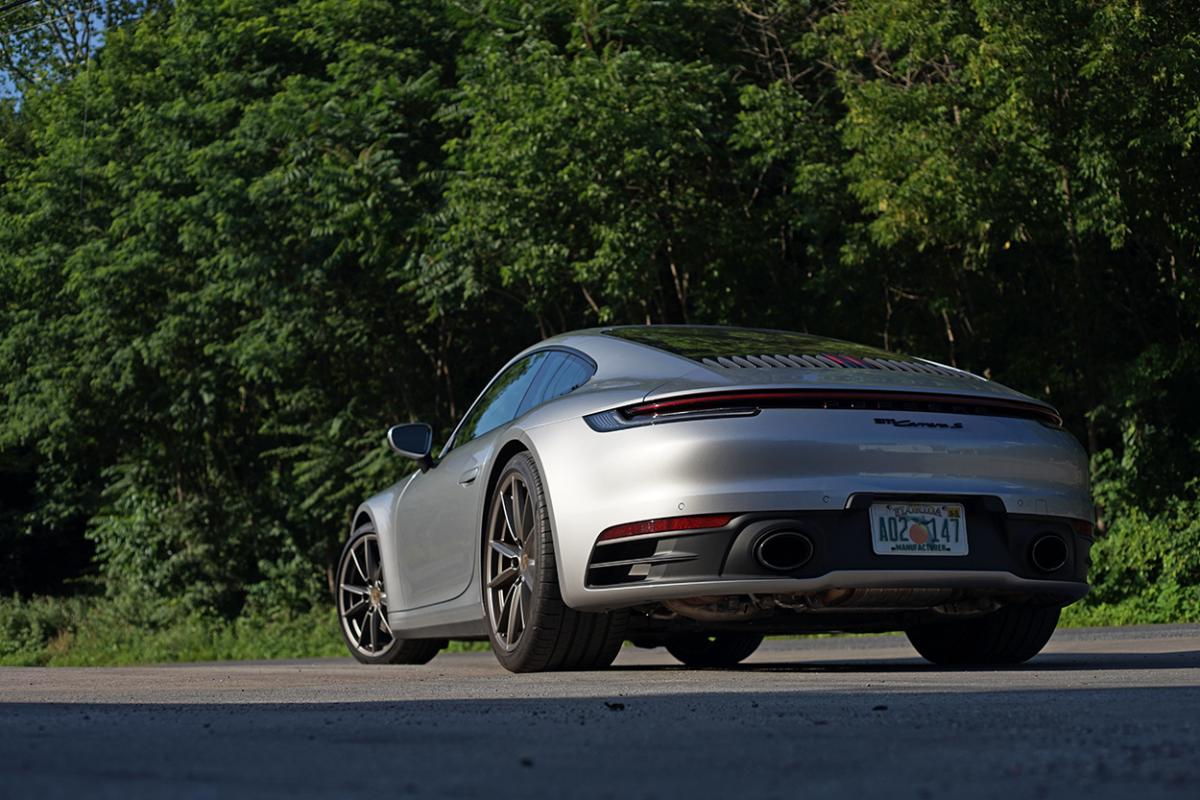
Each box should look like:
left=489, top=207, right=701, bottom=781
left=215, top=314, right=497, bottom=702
left=335, top=325, right=1093, bottom=672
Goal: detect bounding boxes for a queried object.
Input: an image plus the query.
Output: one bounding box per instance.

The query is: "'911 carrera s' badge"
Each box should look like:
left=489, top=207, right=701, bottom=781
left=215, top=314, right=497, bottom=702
left=874, top=417, right=964, bottom=429
left=870, top=503, right=969, bottom=556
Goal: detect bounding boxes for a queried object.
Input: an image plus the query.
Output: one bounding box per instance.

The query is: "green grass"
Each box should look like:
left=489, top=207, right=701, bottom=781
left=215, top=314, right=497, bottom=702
left=0, top=595, right=494, bottom=666
left=0, top=597, right=345, bottom=666
left=1059, top=590, right=1200, bottom=628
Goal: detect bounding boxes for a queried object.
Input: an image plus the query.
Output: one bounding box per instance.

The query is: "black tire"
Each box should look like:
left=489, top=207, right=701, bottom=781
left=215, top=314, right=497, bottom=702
left=335, top=524, right=446, bottom=665
left=666, top=632, right=764, bottom=667
left=482, top=452, right=627, bottom=673
left=905, top=605, right=1060, bottom=666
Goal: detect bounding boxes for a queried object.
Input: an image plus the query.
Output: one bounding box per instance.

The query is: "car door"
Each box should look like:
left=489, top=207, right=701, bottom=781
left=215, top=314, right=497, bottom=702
left=391, top=352, right=550, bottom=610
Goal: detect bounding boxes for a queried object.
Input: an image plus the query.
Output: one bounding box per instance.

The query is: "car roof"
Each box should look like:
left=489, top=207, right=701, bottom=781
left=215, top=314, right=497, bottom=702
left=510, top=324, right=1048, bottom=413
left=536, top=324, right=911, bottom=367
left=597, top=325, right=908, bottom=360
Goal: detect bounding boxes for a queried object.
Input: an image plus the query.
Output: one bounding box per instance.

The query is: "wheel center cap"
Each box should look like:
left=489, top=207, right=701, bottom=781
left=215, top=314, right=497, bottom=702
left=369, top=586, right=382, bottom=607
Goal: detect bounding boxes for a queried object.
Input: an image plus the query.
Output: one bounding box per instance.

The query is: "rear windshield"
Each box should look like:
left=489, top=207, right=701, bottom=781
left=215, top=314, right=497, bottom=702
left=603, top=326, right=906, bottom=361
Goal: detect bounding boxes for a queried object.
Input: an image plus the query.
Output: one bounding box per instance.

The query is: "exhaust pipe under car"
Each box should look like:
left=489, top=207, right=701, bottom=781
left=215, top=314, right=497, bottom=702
left=1029, top=534, right=1069, bottom=573
left=754, top=530, right=814, bottom=572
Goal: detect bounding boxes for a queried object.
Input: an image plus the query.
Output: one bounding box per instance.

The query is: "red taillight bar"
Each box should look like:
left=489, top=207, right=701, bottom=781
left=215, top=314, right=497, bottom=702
left=624, top=389, right=1062, bottom=427
left=597, top=514, right=734, bottom=542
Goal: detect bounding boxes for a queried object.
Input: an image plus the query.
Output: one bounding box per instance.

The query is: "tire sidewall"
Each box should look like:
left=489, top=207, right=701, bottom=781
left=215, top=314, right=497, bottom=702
left=905, top=605, right=1060, bottom=666
left=666, top=632, right=764, bottom=667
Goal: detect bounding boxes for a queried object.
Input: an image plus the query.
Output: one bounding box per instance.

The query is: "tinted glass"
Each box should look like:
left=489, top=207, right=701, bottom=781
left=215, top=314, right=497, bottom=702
left=603, top=325, right=908, bottom=361
left=518, top=351, right=594, bottom=415
left=455, top=352, right=549, bottom=445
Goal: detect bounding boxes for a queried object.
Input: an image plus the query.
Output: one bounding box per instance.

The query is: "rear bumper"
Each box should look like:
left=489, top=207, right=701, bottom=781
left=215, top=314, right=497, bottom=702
left=574, top=502, right=1091, bottom=610
left=525, top=409, right=1093, bottom=611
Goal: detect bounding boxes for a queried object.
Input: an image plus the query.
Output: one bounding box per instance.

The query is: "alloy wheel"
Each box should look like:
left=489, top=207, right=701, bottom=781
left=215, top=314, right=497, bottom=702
left=338, top=532, right=395, bottom=657
left=485, top=472, right=537, bottom=650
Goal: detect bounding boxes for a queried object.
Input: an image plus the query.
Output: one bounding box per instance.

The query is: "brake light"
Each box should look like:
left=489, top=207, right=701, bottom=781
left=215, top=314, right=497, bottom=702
left=625, top=391, right=804, bottom=416
left=597, top=514, right=734, bottom=542
left=584, top=388, right=1062, bottom=430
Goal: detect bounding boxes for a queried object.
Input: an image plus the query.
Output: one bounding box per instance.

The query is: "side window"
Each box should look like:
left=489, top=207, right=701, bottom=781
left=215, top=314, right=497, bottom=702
left=454, top=352, right=549, bottom=446
left=518, top=351, right=595, bottom=416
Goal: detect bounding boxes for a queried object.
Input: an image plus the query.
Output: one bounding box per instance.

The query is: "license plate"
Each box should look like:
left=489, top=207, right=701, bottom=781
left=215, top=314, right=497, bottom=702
left=869, top=502, right=968, bottom=556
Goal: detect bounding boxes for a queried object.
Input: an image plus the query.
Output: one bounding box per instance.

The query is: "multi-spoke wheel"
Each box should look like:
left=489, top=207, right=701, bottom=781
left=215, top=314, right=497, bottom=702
left=485, top=471, right=537, bottom=651
left=482, top=452, right=627, bottom=673
left=336, top=524, right=444, bottom=665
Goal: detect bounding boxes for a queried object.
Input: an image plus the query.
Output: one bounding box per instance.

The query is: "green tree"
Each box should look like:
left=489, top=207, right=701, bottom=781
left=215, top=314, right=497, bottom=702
left=1, top=0, right=465, bottom=613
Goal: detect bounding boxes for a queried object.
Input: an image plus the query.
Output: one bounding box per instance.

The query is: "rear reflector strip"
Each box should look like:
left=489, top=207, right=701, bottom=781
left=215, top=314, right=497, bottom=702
left=615, top=389, right=1062, bottom=428
left=597, top=514, right=734, bottom=542
left=1070, top=519, right=1095, bottom=537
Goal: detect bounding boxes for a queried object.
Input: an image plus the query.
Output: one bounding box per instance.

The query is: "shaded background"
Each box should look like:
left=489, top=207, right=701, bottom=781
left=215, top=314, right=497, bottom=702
left=0, top=0, right=1197, bottom=662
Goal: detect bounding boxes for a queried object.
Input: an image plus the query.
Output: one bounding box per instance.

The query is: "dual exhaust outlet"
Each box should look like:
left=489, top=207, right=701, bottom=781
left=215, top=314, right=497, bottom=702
left=753, top=529, right=1069, bottom=574
left=754, top=530, right=815, bottom=572
left=1029, top=533, right=1069, bottom=573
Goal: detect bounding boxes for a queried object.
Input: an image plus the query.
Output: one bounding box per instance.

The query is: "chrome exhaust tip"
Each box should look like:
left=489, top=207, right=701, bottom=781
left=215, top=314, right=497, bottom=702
left=754, top=530, right=814, bottom=572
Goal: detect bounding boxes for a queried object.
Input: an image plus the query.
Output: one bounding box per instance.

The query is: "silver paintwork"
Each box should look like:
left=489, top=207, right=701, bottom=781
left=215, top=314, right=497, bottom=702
left=349, top=327, right=1092, bottom=636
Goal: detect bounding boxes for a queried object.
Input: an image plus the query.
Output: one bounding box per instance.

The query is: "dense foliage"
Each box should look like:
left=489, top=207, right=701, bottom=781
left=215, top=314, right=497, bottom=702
left=1, top=0, right=1197, bottom=647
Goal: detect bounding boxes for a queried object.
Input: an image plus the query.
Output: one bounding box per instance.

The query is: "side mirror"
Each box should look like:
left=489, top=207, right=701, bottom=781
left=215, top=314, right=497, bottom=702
left=386, top=423, right=434, bottom=470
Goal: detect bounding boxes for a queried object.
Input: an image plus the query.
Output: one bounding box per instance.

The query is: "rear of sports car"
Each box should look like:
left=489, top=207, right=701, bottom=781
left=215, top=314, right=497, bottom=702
left=534, top=327, right=1094, bottom=665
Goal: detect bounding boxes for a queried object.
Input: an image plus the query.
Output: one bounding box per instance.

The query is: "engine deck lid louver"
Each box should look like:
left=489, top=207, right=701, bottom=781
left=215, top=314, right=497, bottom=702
left=602, top=326, right=978, bottom=380
left=698, top=353, right=972, bottom=379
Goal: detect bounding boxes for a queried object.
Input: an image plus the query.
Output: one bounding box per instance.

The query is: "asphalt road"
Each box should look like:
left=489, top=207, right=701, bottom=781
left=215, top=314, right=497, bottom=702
left=2, top=625, right=1198, bottom=800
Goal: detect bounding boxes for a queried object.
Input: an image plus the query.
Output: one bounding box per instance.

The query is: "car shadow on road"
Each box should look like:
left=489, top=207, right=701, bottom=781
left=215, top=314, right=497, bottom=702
left=3, top=682, right=1200, bottom=799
